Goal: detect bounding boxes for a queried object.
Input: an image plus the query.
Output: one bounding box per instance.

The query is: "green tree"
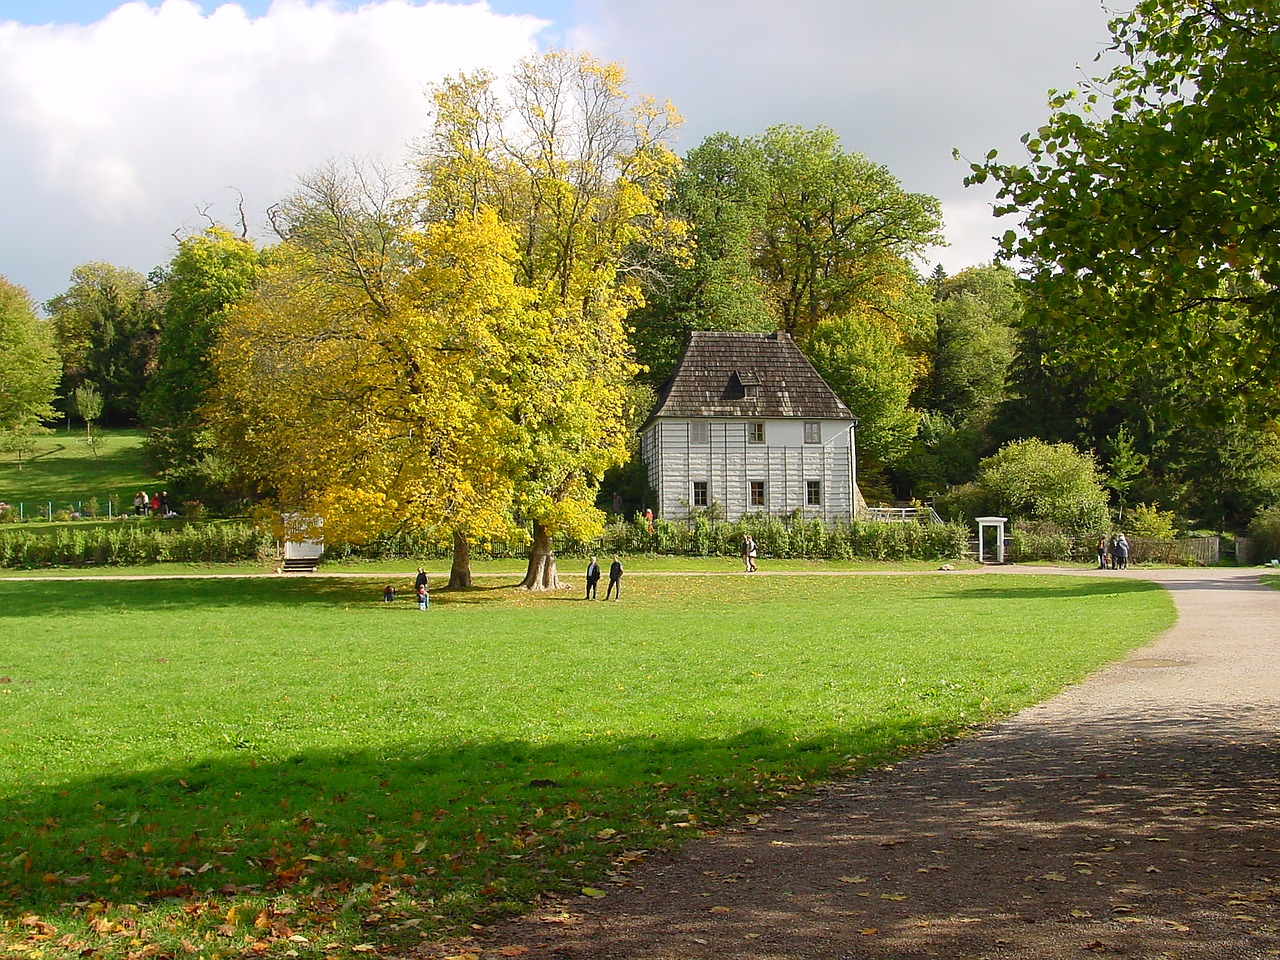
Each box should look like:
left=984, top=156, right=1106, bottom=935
left=630, top=126, right=942, bottom=385
left=628, top=133, right=774, bottom=384
left=72, top=380, right=104, bottom=454
left=754, top=125, right=941, bottom=344
left=921, top=263, right=1019, bottom=427
left=804, top=311, right=920, bottom=467
left=0, top=277, right=60, bottom=466
left=142, top=227, right=263, bottom=497
left=46, top=262, right=160, bottom=423
left=971, top=0, right=1280, bottom=422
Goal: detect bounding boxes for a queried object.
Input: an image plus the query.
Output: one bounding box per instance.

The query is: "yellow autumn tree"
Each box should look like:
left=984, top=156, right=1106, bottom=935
left=209, top=162, right=532, bottom=586
left=417, top=50, right=688, bottom=588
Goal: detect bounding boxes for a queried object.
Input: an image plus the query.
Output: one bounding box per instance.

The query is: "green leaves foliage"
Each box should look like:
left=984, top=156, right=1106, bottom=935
left=0, top=277, right=60, bottom=456
left=939, top=438, right=1111, bottom=537
left=972, top=0, right=1280, bottom=422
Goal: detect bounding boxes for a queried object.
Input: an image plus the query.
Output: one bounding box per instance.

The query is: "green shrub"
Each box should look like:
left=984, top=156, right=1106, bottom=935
left=0, top=522, right=269, bottom=568
left=938, top=439, right=1110, bottom=539
left=1008, top=521, right=1075, bottom=562
left=1124, top=502, right=1178, bottom=540
left=1248, top=505, right=1280, bottom=563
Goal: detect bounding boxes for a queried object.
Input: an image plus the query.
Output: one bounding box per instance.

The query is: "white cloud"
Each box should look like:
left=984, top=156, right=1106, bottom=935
left=0, top=0, right=548, bottom=303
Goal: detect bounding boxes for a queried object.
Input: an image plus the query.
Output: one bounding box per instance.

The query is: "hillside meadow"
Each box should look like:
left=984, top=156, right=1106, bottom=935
left=0, top=571, right=1175, bottom=958
left=0, top=429, right=153, bottom=517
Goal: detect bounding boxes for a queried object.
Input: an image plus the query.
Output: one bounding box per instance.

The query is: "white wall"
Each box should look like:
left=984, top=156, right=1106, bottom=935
left=641, top=418, right=859, bottom=522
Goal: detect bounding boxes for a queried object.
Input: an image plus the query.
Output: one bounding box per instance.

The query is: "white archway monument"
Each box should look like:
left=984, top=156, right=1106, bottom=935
left=976, top=516, right=1008, bottom=564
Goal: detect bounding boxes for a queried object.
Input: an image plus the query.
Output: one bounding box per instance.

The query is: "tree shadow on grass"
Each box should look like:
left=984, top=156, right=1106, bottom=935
left=916, top=577, right=1167, bottom=601
left=0, top=721, right=923, bottom=949
left=0, top=577, right=523, bottom=617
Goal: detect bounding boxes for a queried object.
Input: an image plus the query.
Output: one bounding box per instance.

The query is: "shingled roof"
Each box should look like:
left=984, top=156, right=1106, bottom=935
left=645, top=331, right=855, bottom=423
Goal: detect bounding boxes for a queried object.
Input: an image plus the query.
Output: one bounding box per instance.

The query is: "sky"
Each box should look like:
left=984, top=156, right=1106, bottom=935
left=0, top=0, right=1117, bottom=307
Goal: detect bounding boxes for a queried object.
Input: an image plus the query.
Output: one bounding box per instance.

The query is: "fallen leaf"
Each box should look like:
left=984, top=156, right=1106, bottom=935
left=839, top=876, right=867, bottom=884
left=859, top=928, right=878, bottom=936
left=880, top=893, right=907, bottom=901
left=581, top=887, right=607, bottom=899
left=710, top=906, right=730, bottom=914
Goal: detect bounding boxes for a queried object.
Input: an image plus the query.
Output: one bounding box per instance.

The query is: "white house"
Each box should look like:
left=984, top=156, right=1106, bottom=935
left=639, top=331, right=864, bottom=522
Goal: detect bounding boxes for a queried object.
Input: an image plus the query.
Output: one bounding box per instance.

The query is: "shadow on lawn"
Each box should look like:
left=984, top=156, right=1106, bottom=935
left=915, top=576, right=1167, bottom=602
left=0, top=724, right=904, bottom=917
left=0, top=576, right=522, bottom=616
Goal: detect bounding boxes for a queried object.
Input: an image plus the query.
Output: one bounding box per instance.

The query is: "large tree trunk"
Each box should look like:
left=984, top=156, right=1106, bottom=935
left=521, top=520, right=566, bottom=590
left=449, top=529, right=473, bottom=589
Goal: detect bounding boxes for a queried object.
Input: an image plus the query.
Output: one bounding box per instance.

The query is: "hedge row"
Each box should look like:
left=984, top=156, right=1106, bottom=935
left=0, top=523, right=270, bottom=568
left=329, top=514, right=972, bottom=563
left=0, top=514, right=974, bottom=569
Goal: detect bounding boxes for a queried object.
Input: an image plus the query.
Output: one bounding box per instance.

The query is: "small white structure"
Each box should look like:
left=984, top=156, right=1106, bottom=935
left=639, top=331, right=864, bottom=522
left=281, top=513, right=324, bottom=571
left=976, top=516, right=1007, bottom=564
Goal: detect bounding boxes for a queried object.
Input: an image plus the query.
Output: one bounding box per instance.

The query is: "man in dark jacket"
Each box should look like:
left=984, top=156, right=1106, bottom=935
left=606, top=555, right=623, bottom=600
left=585, top=556, right=601, bottom=599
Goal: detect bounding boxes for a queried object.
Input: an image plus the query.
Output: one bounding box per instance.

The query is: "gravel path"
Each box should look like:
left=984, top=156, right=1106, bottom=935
left=420, top=566, right=1280, bottom=960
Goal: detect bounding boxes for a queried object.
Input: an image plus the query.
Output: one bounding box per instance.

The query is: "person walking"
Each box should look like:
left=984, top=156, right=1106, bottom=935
left=1115, top=532, right=1130, bottom=570
left=585, top=555, right=601, bottom=600
left=606, top=554, right=623, bottom=601
left=746, top=535, right=758, bottom=572
left=414, top=567, right=430, bottom=609
left=1096, top=535, right=1108, bottom=569
left=741, top=535, right=752, bottom=572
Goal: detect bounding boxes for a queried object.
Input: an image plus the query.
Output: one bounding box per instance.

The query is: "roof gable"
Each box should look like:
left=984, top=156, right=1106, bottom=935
left=647, top=331, right=855, bottom=422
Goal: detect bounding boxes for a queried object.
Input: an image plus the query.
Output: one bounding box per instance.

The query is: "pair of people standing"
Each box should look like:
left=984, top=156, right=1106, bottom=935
left=741, top=535, right=757, bottom=572
left=585, top=555, right=623, bottom=600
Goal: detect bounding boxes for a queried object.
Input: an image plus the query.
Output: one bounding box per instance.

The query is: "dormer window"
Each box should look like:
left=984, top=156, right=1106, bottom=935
left=729, top=370, right=761, bottom=401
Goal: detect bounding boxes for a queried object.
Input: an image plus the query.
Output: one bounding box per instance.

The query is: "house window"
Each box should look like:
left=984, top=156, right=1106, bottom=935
left=689, top=421, right=710, bottom=444
left=692, top=481, right=709, bottom=508
left=749, top=480, right=766, bottom=508
left=806, top=480, right=822, bottom=506
left=748, top=422, right=765, bottom=443
left=804, top=421, right=821, bottom=444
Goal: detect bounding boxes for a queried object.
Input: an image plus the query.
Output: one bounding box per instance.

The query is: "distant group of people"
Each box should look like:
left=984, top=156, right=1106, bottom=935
left=384, top=567, right=431, bottom=610
left=1097, top=532, right=1130, bottom=570
left=132, top=490, right=171, bottom=517
left=740, top=535, right=758, bottom=572
left=585, top=554, right=624, bottom=600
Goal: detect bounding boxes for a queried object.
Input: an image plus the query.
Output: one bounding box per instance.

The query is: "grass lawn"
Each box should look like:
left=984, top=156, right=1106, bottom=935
left=0, top=572, right=1175, bottom=958
left=0, top=429, right=154, bottom=516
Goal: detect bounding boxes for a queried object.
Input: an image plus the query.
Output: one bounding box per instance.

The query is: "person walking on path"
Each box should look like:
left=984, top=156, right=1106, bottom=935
left=1115, top=531, right=1130, bottom=569
left=746, top=535, right=757, bottom=572
left=606, top=555, right=623, bottom=600
left=741, top=536, right=753, bottom=572
left=1096, top=534, right=1108, bottom=569
left=585, top=555, right=601, bottom=600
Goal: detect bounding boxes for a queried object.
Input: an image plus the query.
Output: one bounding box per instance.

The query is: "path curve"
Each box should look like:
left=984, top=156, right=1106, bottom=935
left=418, top=565, right=1280, bottom=960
